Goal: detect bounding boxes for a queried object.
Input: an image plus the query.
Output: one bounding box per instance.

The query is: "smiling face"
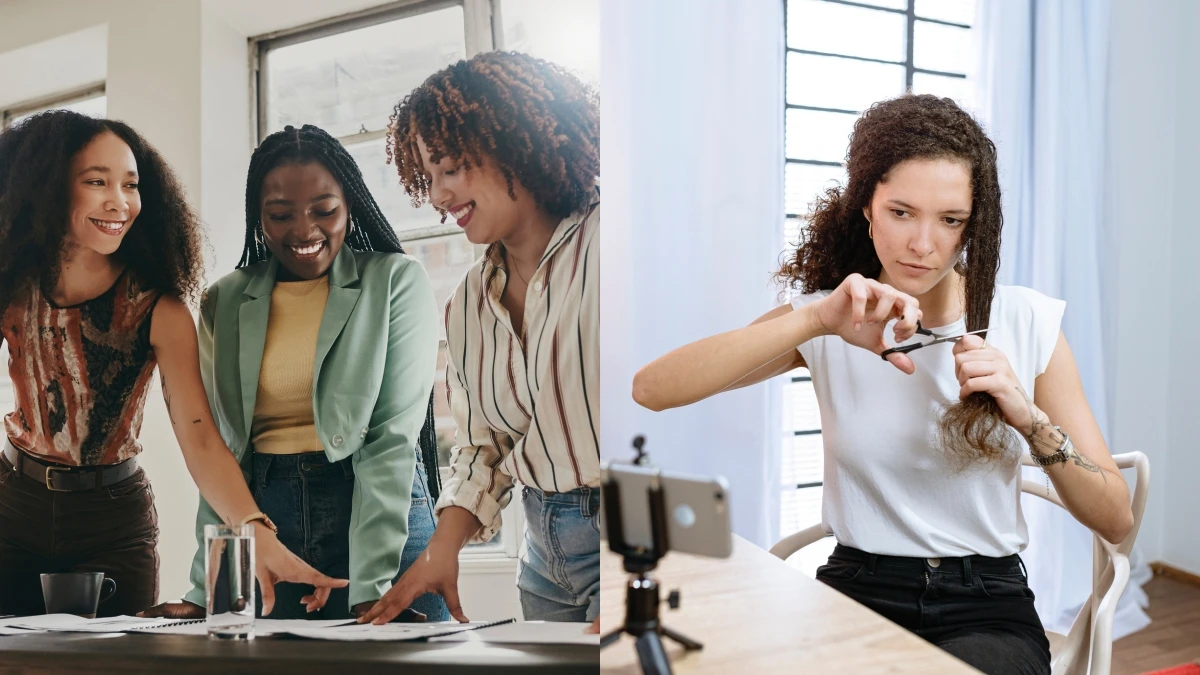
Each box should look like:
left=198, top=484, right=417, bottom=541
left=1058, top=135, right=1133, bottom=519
left=416, top=136, right=538, bottom=246
left=66, top=131, right=141, bottom=257
left=864, top=157, right=973, bottom=297
left=259, top=161, right=348, bottom=281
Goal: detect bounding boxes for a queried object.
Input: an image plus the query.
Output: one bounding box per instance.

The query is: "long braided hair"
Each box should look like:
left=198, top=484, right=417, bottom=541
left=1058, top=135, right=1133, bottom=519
left=240, top=124, right=441, bottom=500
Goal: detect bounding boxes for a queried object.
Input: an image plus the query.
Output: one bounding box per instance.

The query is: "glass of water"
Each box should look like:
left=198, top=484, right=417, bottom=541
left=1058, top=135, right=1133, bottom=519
left=204, top=524, right=255, bottom=640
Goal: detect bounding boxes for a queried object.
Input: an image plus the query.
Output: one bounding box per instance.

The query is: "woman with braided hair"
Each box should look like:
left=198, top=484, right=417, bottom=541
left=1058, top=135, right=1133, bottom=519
left=0, top=112, right=346, bottom=617
left=141, top=124, right=448, bottom=621
left=633, top=94, right=1133, bottom=675
left=360, top=51, right=600, bottom=630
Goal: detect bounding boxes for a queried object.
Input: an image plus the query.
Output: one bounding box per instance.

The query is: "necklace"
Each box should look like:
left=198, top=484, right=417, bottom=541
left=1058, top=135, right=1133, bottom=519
left=507, top=250, right=531, bottom=286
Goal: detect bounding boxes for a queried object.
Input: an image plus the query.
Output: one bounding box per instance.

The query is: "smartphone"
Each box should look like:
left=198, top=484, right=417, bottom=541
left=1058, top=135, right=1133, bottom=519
left=600, top=461, right=733, bottom=559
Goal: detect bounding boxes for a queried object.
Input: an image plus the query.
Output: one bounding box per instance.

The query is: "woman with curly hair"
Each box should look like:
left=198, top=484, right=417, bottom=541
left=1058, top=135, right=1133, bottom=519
left=360, top=51, right=600, bottom=630
left=0, top=111, right=346, bottom=617
left=141, top=124, right=448, bottom=622
left=632, top=94, right=1132, bottom=675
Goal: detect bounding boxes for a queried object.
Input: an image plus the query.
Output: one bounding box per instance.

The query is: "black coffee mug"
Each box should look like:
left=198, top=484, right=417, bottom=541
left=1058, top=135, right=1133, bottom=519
left=40, top=573, right=117, bottom=618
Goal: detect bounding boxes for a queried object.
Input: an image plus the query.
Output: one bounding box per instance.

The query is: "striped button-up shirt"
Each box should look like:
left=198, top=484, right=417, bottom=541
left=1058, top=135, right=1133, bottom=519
left=436, top=188, right=600, bottom=542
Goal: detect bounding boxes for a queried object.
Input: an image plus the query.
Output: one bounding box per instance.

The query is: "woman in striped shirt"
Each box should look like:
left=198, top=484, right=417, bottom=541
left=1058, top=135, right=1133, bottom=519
left=360, top=51, right=601, bottom=630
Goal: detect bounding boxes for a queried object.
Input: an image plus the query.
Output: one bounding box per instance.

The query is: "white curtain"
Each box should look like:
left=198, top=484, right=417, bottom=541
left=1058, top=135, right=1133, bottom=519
left=599, top=0, right=785, bottom=548
left=975, top=0, right=1151, bottom=638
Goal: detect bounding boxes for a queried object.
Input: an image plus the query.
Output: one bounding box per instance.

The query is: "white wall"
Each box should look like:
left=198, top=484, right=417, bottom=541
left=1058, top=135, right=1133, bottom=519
left=1107, top=0, right=1200, bottom=575
left=0, top=0, right=534, bottom=615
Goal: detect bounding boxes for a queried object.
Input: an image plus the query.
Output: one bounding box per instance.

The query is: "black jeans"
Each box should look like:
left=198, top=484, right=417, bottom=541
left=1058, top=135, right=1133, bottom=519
left=817, top=544, right=1051, bottom=675
left=0, top=451, right=159, bottom=617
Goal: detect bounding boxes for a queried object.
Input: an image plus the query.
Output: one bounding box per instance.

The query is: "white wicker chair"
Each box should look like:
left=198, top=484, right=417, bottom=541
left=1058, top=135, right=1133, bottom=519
left=769, top=452, right=1150, bottom=675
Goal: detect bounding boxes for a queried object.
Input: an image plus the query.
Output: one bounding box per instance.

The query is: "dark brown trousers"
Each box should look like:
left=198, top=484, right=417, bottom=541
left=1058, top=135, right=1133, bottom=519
left=0, top=451, right=159, bottom=617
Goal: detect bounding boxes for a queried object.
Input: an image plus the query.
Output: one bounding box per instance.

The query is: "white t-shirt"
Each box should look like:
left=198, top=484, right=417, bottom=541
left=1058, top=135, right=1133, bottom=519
left=791, top=285, right=1065, bottom=558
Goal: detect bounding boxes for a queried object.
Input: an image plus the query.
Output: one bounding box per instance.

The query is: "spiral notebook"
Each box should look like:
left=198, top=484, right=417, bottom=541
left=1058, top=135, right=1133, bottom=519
left=9, top=614, right=515, bottom=641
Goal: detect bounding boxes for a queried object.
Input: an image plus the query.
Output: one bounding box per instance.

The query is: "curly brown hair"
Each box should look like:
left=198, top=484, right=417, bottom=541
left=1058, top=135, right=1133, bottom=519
left=0, top=110, right=205, bottom=312
left=386, top=51, right=599, bottom=219
left=778, top=94, right=1011, bottom=464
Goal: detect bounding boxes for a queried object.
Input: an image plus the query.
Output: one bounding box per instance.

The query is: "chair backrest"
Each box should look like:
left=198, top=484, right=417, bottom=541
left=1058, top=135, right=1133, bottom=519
left=1018, top=451, right=1148, bottom=675
left=770, top=451, right=1149, bottom=675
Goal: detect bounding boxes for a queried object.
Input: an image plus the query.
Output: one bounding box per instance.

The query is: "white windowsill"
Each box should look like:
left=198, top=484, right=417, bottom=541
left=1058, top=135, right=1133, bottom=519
left=458, top=555, right=519, bottom=575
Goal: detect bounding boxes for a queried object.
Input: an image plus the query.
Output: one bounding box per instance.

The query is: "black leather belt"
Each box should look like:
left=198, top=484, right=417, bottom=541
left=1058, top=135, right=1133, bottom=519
left=2, top=440, right=140, bottom=492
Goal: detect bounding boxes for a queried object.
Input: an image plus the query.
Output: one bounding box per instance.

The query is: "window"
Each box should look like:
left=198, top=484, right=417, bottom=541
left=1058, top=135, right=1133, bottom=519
left=1, top=83, right=106, bottom=128
left=255, top=0, right=597, bottom=557
left=780, top=0, right=976, bottom=575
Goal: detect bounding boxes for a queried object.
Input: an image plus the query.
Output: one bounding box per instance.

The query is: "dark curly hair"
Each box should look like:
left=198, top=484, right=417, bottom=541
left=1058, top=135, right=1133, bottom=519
left=237, top=123, right=442, bottom=501
left=0, top=110, right=204, bottom=313
left=778, top=94, right=1010, bottom=464
left=386, top=50, right=600, bottom=219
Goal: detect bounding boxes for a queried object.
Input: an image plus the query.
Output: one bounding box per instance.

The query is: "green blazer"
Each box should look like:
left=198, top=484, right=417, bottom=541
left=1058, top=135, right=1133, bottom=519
left=183, top=247, right=439, bottom=609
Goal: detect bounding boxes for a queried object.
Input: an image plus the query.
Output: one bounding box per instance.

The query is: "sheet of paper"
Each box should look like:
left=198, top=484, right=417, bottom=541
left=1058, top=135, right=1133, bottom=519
left=275, top=620, right=507, bottom=642
left=11, top=614, right=175, bottom=633
left=428, top=621, right=600, bottom=645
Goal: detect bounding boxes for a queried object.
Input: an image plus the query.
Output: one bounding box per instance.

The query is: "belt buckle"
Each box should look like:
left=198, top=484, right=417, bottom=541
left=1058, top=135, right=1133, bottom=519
left=44, top=466, right=72, bottom=492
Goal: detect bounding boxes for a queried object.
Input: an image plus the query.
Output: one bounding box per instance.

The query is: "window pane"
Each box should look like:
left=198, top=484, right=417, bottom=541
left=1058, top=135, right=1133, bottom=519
left=501, top=0, right=600, bottom=89
left=911, top=72, right=975, bottom=112
left=785, top=162, right=845, bottom=216
left=343, top=136, right=450, bottom=239
left=782, top=433, right=824, bottom=487
left=913, top=20, right=971, bottom=74
left=8, top=94, right=106, bottom=127
left=785, top=108, right=856, bottom=163
left=787, top=0, right=906, bottom=63
left=784, top=216, right=804, bottom=248
left=787, top=52, right=906, bottom=112
left=915, top=0, right=977, bottom=26
left=780, top=486, right=825, bottom=546
left=783, top=379, right=821, bottom=432
left=265, top=6, right=467, bottom=138
left=402, top=233, right=479, bottom=337
left=840, top=0, right=907, bottom=9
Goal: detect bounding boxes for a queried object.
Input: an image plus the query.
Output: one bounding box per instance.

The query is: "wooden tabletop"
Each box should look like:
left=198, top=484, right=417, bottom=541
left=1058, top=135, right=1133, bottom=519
left=600, top=535, right=980, bottom=674
left=0, top=631, right=597, bottom=674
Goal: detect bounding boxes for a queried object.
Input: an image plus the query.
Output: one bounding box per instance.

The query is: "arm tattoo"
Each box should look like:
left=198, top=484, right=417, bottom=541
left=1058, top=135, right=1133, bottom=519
left=161, top=373, right=175, bottom=426
left=1067, top=438, right=1107, bottom=483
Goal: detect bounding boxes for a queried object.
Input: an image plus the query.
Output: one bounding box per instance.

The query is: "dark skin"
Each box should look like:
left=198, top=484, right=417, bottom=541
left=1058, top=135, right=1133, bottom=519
left=141, top=162, right=421, bottom=622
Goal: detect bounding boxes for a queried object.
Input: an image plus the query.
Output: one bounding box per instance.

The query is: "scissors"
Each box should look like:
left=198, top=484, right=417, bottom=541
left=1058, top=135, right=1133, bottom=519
left=880, top=321, right=990, bottom=360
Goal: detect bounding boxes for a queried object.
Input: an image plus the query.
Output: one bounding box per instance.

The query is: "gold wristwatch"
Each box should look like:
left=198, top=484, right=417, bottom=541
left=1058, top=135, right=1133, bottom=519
left=239, top=511, right=279, bottom=534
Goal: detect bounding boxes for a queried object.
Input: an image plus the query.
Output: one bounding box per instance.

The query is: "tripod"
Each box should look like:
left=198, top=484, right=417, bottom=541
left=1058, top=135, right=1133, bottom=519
left=600, top=437, right=703, bottom=675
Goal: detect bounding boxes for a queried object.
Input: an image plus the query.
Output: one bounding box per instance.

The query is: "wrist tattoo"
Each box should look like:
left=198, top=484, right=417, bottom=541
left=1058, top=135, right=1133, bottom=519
left=1018, top=387, right=1059, bottom=455
left=1018, top=388, right=1108, bottom=484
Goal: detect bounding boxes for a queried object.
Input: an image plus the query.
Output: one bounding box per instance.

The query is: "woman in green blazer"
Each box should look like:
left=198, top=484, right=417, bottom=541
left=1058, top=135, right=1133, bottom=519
left=144, top=125, right=449, bottom=621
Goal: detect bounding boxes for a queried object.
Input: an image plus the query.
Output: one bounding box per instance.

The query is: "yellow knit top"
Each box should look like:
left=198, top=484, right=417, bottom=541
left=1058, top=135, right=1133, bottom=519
left=251, top=276, right=329, bottom=454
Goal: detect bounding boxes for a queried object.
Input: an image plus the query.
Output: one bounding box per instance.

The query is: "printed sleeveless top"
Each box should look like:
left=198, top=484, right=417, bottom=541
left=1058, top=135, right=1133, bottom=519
left=2, top=271, right=161, bottom=466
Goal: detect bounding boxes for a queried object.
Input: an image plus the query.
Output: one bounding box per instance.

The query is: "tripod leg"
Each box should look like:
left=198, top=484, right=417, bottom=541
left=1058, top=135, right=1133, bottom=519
left=600, top=627, right=624, bottom=648
left=635, top=632, right=674, bottom=675
left=661, top=625, right=704, bottom=651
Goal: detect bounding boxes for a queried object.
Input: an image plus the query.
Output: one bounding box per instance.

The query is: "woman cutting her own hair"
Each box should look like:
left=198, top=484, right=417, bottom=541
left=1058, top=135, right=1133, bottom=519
left=0, top=111, right=345, bottom=617
left=632, top=94, right=1133, bottom=675
left=141, top=124, right=448, bottom=621
left=360, top=51, right=601, bottom=631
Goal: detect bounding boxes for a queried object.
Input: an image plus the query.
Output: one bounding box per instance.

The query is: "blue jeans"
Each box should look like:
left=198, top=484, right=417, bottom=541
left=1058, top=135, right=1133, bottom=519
left=250, top=451, right=449, bottom=621
left=518, top=486, right=600, bottom=622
